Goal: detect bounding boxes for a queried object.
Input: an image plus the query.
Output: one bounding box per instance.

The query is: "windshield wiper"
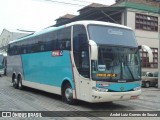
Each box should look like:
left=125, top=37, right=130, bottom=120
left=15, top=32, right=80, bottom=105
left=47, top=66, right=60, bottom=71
left=121, top=55, right=135, bottom=80
left=126, top=64, right=135, bottom=80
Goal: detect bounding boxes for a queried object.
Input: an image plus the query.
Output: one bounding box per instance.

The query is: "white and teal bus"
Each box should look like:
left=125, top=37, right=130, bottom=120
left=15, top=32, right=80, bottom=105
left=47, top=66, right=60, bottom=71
left=7, top=21, right=141, bottom=104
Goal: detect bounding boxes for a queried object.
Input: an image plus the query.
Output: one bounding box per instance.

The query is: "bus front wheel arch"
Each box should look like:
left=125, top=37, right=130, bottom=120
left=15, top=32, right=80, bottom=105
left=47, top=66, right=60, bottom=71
left=61, top=81, right=75, bottom=105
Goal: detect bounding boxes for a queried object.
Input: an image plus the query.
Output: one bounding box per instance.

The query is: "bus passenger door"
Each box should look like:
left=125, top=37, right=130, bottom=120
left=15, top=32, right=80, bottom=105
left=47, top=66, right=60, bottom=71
left=73, top=25, right=90, bottom=101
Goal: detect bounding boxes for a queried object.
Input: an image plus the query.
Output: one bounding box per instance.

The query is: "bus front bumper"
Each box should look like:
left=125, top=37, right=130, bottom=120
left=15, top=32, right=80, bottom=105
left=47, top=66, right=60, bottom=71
left=90, top=89, right=141, bottom=103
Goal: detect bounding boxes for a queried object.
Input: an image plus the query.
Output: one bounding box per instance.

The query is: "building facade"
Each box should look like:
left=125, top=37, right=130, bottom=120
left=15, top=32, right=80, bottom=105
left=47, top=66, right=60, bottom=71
left=54, top=0, right=160, bottom=72
left=0, top=29, right=33, bottom=54
left=115, top=0, right=160, bottom=72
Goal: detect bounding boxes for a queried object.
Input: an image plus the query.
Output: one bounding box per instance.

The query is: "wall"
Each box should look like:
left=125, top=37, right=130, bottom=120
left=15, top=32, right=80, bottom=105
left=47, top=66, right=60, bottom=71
left=0, top=30, right=12, bottom=49
left=0, top=29, right=32, bottom=53
left=126, top=8, right=159, bottom=72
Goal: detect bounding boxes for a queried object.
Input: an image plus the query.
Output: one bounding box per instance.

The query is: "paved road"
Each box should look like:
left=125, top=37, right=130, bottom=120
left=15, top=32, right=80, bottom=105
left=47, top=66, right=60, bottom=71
left=0, top=76, right=160, bottom=120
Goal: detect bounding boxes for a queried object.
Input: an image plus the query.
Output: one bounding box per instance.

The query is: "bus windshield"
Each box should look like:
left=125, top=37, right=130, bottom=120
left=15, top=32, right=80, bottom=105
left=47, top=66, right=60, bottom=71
left=88, top=25, right=141, bottom=81
left=91, top=46, right=141, bottom=81
left=88, top=24, right=138, bottom=47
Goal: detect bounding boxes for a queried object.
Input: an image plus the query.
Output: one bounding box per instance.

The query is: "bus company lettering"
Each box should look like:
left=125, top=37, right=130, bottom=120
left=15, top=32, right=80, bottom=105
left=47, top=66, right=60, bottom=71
left=108, top=29, right=123, bottom=36
left=52, top=50, right=63, bottom=57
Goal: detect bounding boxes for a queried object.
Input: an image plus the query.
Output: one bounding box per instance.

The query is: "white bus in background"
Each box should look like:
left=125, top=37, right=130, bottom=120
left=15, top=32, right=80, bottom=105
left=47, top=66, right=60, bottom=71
left=0, top=53, right=7, bottom=76
left=7, top=21, right=141, bottom=104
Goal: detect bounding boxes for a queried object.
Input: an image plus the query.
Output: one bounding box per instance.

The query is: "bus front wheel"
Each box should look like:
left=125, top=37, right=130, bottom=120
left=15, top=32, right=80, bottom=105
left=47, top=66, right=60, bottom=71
left=63, top=83, right=75, bottom=105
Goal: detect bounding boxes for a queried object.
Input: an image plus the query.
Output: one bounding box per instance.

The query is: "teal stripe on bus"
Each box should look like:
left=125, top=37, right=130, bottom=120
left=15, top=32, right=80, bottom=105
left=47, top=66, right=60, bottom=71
left=21, top=51, right=74, bottom=89
left=96, top=82, right=140, bottom=92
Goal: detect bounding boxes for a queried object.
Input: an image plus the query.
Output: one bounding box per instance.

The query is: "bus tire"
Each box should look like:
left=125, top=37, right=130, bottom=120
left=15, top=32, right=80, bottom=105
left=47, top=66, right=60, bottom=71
left=12, top=76, right=18, bottom=89
left=63, top=83, right=75, bottom=105
left=18, top=76, right=23, bottom=90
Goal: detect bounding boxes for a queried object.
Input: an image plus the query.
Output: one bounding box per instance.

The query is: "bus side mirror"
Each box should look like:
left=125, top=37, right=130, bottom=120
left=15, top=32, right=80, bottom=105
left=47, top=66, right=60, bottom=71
left=141, top=45, right=153, bottom=63
left=89, top=40, right=98, bottom=60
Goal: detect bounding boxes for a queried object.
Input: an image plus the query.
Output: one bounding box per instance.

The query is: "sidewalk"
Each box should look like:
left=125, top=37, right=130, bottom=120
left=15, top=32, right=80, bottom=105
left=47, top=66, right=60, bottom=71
left=141, top=87, right=160, bottom=103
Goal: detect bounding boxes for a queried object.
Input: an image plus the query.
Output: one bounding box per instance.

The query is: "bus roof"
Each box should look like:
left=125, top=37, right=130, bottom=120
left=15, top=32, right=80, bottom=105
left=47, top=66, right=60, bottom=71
left=66, top=20, right=132, bottom=30
left=9, top=20, right=132, bottom=44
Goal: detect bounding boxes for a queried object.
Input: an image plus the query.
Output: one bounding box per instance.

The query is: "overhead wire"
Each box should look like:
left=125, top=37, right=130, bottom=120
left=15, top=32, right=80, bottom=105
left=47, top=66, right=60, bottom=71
left=37, top=0, right=126, bottom=27
left=69, top=0, right=91, bottom=4
left=37, top=0, right=86, bottom=6
left=35, top=0, right=110, bottom=7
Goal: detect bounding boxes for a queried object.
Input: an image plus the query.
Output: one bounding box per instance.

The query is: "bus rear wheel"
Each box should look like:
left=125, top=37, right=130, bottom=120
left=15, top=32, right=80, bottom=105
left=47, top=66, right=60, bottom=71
left=18, top=76, right=23, bottom=90
left=63, top=83, right=75, bottom=105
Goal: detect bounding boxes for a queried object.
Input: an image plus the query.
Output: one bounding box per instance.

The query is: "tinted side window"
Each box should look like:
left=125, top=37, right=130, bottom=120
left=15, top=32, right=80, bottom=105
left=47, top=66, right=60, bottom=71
left=9, top=43, right=18, bottom=55
left=44, top=31, right=56, bottom=51
left=8, top=27, right=71, bottom=55
left=7, top=45, right=11, bottom=55
left=73, top=25, right=90, bottom=78
left=56, top=27, right=71, bottom=50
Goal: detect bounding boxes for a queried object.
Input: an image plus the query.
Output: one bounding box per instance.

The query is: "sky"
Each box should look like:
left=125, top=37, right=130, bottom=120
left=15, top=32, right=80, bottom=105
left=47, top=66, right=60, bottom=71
left=0, top=0, right=115, bottom=34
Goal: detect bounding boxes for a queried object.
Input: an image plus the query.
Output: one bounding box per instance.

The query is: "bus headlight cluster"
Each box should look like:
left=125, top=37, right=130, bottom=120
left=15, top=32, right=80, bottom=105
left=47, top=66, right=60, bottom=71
left=133, top=87, right=141, bottom=91
left=92, top=87, right=108, bottom=92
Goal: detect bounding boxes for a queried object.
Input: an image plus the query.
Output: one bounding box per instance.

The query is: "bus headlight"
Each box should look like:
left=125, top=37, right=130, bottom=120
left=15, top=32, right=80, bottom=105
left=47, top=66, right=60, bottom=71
left=92, top=87, right=108, bottom=92
left=133, top=87, right=141, bottom=91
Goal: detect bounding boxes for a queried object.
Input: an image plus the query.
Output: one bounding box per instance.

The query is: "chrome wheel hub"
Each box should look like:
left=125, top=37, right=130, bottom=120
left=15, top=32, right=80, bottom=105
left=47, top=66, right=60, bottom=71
left=65, top=88, right=73, bottom=101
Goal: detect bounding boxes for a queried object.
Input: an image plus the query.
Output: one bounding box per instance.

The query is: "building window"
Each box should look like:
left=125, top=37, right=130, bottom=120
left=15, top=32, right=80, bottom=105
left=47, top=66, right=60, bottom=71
left=135, top=13, right=158, bottom=32
left=140, top=48, right=158, bottom=68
